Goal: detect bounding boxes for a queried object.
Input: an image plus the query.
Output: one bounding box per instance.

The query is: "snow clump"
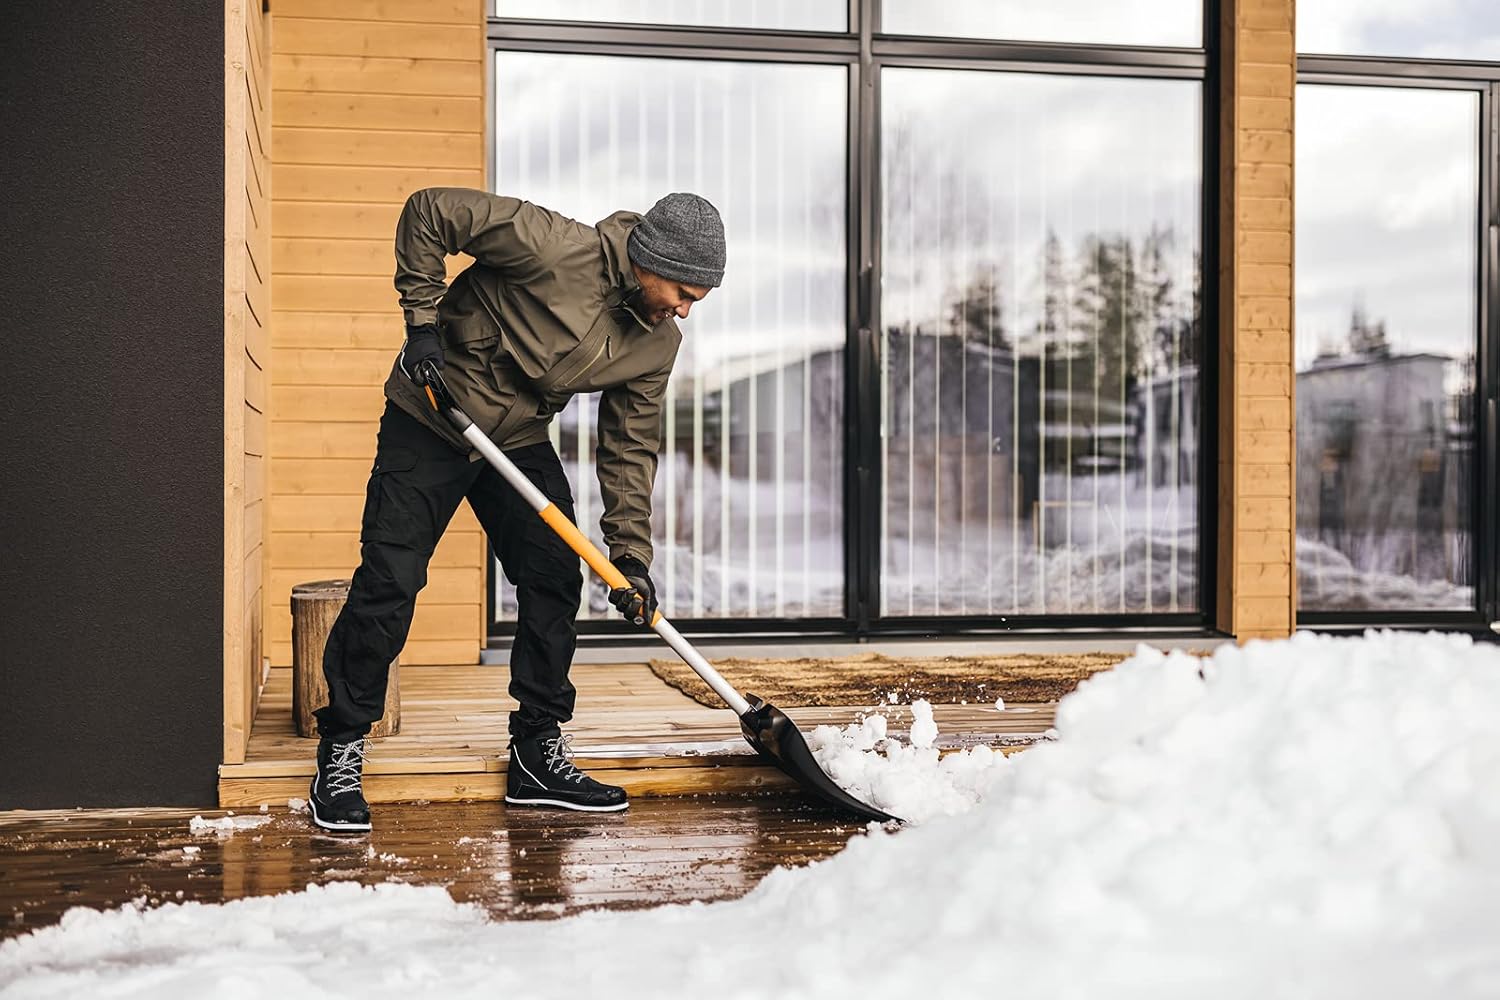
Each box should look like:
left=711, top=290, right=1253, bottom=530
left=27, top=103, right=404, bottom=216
left=188, top=814, right=273, bottom=837
left=808, top=700, right=1006, bottom=824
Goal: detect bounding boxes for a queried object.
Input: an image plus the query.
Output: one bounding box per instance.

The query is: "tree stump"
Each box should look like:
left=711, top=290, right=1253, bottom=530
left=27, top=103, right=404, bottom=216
left=291, top=579, right=401, bottom=739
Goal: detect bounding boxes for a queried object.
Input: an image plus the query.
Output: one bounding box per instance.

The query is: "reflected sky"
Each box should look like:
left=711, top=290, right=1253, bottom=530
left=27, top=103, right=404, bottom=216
left=882, top=0, right=1201, bottom=47
left=1298, top=0, right=1500, bottom=61
left=1295, top=85, right=1478, bottom=370
left=881, top=69, right=1202, bottom=353
left=495, top=52, right=848, bottom=378
left=495, top=0, right=845, bottom=32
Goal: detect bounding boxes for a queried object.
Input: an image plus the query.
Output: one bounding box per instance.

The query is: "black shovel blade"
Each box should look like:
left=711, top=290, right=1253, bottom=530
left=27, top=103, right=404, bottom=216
left=739, top=694, right=901, bottom=825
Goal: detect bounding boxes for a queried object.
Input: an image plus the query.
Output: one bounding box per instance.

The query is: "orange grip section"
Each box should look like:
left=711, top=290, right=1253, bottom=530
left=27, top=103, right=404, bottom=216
left=538, top=503, right=628, bottom=590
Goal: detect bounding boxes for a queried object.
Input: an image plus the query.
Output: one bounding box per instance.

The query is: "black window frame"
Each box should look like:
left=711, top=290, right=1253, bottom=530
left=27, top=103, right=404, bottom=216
left=1295, top=54, right=1500, bottom=633
left=484, top=0, right=1221, bottom=644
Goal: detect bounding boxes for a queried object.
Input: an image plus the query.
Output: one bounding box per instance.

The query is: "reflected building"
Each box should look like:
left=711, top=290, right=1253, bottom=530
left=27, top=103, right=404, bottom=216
left=1295, top=352, right=1467, bottom=590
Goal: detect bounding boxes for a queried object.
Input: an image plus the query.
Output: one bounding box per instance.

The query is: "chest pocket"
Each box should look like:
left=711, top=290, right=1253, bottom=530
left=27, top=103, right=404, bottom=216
left=535, top=289, right=636, bottom=392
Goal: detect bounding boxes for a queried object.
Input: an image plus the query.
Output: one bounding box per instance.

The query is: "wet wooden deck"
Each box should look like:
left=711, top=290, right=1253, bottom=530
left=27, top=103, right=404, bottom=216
left=221, top=662, right=1055, bottom=807
left=0, top=797, right=870, bottom=940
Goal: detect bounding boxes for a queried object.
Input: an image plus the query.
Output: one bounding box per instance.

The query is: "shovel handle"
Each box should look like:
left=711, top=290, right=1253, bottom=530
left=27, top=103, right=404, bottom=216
left=415, top=361, right=751, bottom=715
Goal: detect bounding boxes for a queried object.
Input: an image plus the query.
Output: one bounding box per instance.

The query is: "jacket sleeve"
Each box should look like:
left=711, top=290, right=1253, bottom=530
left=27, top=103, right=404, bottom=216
left=393, top=187, right=560, bottom=328
left=595, top=362, right=674, bottom=569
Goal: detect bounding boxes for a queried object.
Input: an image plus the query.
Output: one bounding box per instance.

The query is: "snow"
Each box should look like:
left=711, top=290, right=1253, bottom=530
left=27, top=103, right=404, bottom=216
left=188, top=815, right=273, bottom=838
left=4, top=631, right=1500, bottom=999
left=807, top=700, right=1007, bottom=824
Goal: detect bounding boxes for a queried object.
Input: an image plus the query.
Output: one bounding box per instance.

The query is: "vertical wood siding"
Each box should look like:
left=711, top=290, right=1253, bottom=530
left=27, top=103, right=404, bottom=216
left=225, top=0, right=273, bottom=763
left=1218, top=0, right=1297, bottom=639
left=267, top=0, right=487, bottom=666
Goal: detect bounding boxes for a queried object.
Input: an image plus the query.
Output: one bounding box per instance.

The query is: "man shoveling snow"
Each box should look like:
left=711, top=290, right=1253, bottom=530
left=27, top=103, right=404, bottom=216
left=310, top=189, right=726, bottom=832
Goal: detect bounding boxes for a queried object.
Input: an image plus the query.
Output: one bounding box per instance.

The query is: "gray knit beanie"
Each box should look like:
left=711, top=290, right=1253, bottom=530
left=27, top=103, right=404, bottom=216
left=626, top=192, right=726, bottom=288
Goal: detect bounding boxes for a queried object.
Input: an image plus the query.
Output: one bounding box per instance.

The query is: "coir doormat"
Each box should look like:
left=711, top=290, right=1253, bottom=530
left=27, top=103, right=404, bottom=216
left=647, top=651, right=1130, bottom=709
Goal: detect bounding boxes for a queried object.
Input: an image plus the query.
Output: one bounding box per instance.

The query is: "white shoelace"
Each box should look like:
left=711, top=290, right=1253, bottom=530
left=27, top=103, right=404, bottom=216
left=543, top=735, right=586, bottom=785
left=326, top=740, right=366, bottom=796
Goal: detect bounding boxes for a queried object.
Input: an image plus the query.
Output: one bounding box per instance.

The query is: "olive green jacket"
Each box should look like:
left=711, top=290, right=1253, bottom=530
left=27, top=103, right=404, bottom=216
left=386, top=187, right=681, bottom=568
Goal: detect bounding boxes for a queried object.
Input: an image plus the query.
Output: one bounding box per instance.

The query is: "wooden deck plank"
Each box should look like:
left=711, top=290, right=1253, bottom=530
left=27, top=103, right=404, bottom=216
left=223, top=663, right=1054, bottom=806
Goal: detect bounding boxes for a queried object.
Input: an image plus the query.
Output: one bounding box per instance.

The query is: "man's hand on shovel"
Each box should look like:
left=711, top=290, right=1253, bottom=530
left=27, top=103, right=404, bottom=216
left=608, top=556, right=656, bottom=629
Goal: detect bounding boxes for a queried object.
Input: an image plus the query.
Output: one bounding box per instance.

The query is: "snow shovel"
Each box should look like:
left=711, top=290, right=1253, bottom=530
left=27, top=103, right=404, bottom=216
left=415, top=360, right=899, bottom=824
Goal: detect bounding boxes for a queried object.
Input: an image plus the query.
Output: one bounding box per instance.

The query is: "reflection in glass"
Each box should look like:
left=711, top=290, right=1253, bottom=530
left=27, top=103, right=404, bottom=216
left=1298, top=0, right=1500, bottom=61
left=880, top=69, right=1203, bottom=616
left=1295, top=85, right=1478, bottom=612
left=493, top=53, right=848, bottom=620
left=496, top=0, right=845, bottom=32
left=881, top=0, right=1201, bottom=48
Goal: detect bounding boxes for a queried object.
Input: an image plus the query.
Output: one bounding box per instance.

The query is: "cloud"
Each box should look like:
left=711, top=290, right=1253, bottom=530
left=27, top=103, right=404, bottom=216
left=1295, top=84, right=1479, bottom=367
left=1298, top=0, right=1500, bottom=60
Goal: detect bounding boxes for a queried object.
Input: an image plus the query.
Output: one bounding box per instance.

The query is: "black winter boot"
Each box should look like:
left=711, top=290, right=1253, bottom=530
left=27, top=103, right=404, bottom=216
left=309, top=738, right=372, bottom=832
left=506, top=733, right=628, bottom=812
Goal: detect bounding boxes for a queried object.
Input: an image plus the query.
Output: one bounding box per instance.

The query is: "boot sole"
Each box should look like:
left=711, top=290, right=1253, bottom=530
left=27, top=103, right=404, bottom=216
left=504, top=794, right=629, bottom=813
left=309, top=780, right=372, bottom=832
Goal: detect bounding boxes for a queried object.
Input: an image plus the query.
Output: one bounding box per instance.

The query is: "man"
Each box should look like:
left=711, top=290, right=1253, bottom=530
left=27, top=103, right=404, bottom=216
left=307, top=188, right=726, bottom=832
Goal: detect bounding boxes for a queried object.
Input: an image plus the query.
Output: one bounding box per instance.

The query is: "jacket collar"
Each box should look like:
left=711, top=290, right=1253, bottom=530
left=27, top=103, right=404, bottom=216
left=596, top=210, right=654, bottom=332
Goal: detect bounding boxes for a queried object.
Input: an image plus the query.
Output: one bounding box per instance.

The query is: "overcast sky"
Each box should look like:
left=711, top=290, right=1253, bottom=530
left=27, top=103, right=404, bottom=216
left=499, top=0, right=1498, bottom=60
left=1299, top=0, right=1500, bottom=61
left=495, top=43, right=1486, bottom=381
left=1295, top=84, right=1479, bottom=370
left=496, top=53, right=848, bottom=379
left=495, top=53, right=1202, bottom=376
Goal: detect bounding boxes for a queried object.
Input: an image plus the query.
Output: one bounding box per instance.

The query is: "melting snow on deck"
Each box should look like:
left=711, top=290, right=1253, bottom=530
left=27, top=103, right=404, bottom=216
left=3, top=630, right=1499, bottom=998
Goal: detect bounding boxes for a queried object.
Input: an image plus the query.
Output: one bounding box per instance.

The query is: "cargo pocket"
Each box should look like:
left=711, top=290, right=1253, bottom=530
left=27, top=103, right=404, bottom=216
left=360, top=446, right=420, bottom=544
left=540, top=468, right=575, bottom=509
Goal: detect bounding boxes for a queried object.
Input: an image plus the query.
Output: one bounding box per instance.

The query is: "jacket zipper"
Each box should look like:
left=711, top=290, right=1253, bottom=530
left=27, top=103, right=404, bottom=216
left=559, top=334, right=611, bottom=390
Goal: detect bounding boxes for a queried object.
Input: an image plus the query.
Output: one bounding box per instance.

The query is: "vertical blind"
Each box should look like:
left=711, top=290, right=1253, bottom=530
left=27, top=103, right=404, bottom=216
left=493, top=53, right=848, bottom=621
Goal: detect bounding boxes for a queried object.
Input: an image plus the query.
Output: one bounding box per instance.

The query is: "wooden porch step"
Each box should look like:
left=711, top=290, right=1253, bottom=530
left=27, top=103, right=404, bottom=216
left=220, top=663, right=1053, bottom=807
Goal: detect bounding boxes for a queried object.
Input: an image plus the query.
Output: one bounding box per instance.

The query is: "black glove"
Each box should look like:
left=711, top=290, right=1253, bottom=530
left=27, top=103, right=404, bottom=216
left=608, top=556, right=657, bottom=628
left=399, top=322, right=445, bottom=384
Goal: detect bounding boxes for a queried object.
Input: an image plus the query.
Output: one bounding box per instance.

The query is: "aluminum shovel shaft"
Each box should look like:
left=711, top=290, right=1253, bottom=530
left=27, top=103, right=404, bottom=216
left=417, top=366, right=749, bottom=716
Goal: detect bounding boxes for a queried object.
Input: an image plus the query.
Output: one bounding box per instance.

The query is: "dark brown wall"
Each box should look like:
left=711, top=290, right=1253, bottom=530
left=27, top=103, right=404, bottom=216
left=0, top=4, right=224, bottom=807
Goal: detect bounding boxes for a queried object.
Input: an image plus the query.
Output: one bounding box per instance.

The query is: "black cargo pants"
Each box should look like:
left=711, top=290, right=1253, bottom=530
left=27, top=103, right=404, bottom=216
left=315, top=401, right=584, bottom=744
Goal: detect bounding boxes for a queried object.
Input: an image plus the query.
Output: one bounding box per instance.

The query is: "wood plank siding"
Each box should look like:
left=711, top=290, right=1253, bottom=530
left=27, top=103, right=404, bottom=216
left=224, top=0, right=273, bottom=763
left=1219, top=0, right=1297, bottom=639
left=266, top=0, right=488, bottom=666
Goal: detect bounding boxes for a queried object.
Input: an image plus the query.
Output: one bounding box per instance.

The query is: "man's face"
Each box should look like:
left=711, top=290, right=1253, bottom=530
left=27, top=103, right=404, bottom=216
left=633, top=265, right=711, bottom=326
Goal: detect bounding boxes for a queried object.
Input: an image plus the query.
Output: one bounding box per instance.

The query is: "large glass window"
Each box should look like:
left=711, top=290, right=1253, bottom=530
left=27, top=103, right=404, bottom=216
left=1294, top=84, right=1480, bottom=612
left=496, top=1, right=846, bottom=33
left=1298, top=1, right=1500, bottom=61
left=493, top=53, right=848, bottom=621
left=488, top=3, right=1210, bottom=635
left=881, top=0, right=1201, bottom=48
left=880, top=69, right=1204, bottom=616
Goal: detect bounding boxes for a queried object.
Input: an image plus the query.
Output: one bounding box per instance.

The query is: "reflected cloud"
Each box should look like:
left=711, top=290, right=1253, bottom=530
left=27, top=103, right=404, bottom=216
left=881, top=0, right=1200, bottom=47
left=497, top=0, right=845, bottom=32
left=495, top=52, right=848, bottom=373
left=1295, top=85, right=1478, bottom=369
left=1298, top=0, right=1500, bottom=61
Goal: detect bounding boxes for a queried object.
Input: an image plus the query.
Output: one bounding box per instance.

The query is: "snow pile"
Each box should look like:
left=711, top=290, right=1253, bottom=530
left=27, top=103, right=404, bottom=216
left=808, top=700, right=1007, bottom=824
left=4, top=631, right=1500, bottom=999
left=1296, top=535, right=1473, bottom=611
left=188, top=814, right=273, bottom=838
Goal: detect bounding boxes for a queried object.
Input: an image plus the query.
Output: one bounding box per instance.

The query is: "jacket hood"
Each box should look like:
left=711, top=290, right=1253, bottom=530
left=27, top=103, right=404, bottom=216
left=597, top=209, right=659, bottom=330
left=596, top=210, right=644, bottom=292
